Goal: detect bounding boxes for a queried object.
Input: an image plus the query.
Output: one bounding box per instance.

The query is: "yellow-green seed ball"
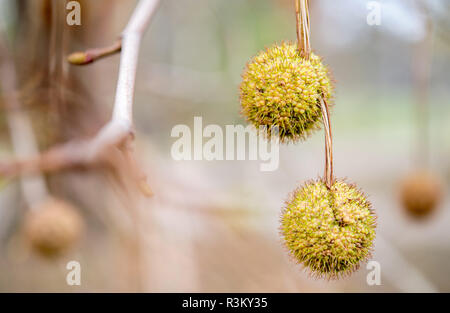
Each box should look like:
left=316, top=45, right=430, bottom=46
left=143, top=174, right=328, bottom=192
left=240, top=42, right=333, bottom=143
left=281, top=179, right=376, bottom=279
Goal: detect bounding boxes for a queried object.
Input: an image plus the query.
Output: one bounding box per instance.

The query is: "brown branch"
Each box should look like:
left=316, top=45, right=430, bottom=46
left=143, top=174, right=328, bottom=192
left=412, top=12, right=432, bottom=167
left=0, top=0, right=161, bottom=197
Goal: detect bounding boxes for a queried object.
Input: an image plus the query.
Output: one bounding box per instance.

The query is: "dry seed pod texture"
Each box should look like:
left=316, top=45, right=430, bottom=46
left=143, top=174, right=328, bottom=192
left=240, top=42, right=333, bottom=143
left=400, top=171, right=442, bottom=218
left=281, top=179, right=376, bottom=279
left=24, top=198, right=84, bottom=257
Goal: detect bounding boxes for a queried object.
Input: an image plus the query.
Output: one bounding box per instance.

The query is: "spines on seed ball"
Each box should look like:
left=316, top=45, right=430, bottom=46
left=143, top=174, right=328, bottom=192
left=240, top=42, right=333, bottom=143
left=281, top=179, right=376, bottom=279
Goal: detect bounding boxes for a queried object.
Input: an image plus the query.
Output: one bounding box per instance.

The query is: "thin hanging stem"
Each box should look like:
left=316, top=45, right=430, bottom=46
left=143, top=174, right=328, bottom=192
left=300, top=0, right=311, bottom=56
left=0, top=0, right=160, bottom=190
left=295, top=0, right=311, bottom=59
left=319, top=95, right=333, bottom=189
left=295, top=0, right=301, bottom=52
left=295, top=0, right=332, bottom=187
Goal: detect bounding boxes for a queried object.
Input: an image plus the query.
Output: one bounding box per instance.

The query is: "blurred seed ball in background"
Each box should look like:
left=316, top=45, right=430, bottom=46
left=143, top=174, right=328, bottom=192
left=239, top=42, right=333, bottom=143
left=281, top=179, right=376, bottom=279
left=399, top=171, right=443, bottom=219
left=23, top=198, right=84, bottom=258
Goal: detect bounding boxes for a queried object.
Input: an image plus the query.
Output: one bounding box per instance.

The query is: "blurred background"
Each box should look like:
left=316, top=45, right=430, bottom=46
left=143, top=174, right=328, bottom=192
left=0, top=0, right=449, bottom=292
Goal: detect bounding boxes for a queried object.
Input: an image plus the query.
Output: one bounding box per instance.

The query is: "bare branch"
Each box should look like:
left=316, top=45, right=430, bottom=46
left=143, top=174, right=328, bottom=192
left=0, top=0, right=161, bottom=196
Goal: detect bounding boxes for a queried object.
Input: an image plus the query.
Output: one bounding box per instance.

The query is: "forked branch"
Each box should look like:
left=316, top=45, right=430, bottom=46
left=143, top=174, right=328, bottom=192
left=0, top=0, right=161, bottom=196
left=295, top=0, right=333, bottom=188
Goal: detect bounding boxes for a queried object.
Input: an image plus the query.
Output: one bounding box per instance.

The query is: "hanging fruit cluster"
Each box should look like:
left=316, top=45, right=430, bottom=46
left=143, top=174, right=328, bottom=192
left=239, top=0, right=376, bottom=279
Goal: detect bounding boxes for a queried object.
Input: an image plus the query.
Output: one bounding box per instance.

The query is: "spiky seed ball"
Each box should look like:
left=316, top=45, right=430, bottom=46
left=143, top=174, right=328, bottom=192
left=400, top=171, right=442, bottom=218
left=281, top=179, right=376, bottom=279
left=24, top=198, right=83, bottom=258
left=240, top=42, right=333, bottom=143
